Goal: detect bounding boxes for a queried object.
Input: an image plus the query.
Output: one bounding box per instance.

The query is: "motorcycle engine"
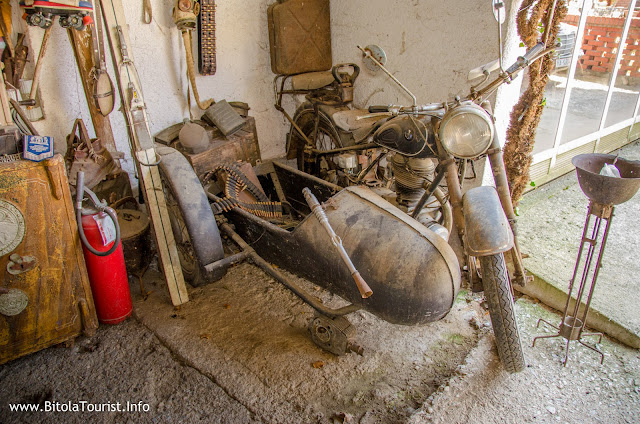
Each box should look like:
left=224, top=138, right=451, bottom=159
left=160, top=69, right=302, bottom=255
left=386, top=154, right=449, bottom=240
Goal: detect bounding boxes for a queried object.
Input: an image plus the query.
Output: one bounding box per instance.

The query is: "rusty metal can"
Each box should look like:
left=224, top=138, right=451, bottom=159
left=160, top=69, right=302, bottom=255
left=115, top=208, right=150, bottom=274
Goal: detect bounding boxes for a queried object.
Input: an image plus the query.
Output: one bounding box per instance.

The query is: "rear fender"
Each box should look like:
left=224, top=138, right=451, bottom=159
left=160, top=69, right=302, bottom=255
left=462, top=186, right=514, bottom=256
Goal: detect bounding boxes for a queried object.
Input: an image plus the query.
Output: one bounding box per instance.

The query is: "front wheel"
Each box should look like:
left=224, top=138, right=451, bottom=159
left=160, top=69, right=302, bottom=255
left=480, top=253, right=525, bottom=373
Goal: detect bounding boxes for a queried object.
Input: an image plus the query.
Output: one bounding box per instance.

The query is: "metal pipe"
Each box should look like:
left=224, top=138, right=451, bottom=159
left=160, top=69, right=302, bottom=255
left=218, top=221, right=361, bottom=317
left=580, top=207, right=614, bottom=327
left=562, top=211, right=592, bottom=318
left=570, top=213, right=603, bottom=321
left=355, top=151, right=386, bottom=183
left=357, top=45, right=417, bottom=107
left=442, top=157, right=465, bottom=239
left=204, top=250, right=251, bottom=274
left=411, top=165, right=446, bottom=219
left=487, top=136, right=528, bottom=284
left=303, top=188, right=373, bottom=299
left=313, top=143, right=378, bottom=156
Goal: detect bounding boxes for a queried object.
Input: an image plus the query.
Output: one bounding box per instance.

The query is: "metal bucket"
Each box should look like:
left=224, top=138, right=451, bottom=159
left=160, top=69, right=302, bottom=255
left=115, top=208, right=150, bottom=274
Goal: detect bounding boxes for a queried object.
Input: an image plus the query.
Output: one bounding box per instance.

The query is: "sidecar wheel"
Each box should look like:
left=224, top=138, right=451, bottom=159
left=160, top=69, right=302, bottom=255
left=480, top=253, right=525, bottom=373
left=157, top=146, right=227, bottom=287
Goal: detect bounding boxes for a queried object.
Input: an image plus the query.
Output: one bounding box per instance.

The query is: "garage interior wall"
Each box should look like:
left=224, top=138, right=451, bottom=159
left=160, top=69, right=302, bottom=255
left=12, top=0, right=511, bottom=177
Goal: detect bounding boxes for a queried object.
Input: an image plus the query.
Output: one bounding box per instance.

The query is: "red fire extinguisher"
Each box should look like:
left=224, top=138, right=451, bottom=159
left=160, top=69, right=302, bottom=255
left=75, top=172, right=132, bottom=324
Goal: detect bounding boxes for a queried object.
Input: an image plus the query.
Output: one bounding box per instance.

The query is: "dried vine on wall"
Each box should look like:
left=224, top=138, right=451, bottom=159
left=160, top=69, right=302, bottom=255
left=503, top=0, right=568, bottom=205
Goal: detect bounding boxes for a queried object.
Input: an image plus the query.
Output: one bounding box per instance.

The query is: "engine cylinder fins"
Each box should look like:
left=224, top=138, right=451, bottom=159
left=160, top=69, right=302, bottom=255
left=391, top=155, right=437, bottom=207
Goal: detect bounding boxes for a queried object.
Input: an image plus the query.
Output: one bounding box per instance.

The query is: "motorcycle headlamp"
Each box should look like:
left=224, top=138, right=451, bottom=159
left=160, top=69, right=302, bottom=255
left=438, top=104, right=494, bottom=159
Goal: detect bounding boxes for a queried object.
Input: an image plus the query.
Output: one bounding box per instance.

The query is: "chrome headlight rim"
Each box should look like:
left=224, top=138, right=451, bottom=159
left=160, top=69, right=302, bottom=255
left=438, top=103, right=495, bottom=159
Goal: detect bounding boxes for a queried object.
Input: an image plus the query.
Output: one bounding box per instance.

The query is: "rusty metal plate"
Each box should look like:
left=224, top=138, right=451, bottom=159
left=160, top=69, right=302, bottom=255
left=268, top=0, right=332, bottom=75
left=0, top=200, right=25, bottom=257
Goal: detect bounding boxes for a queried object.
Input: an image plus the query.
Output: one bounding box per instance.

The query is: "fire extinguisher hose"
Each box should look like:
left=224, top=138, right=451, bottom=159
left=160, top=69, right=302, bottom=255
left=76, top=171, right=121, bottom=257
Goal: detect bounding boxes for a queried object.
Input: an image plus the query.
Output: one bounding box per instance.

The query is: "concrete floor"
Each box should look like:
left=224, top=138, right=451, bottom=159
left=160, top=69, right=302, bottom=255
left=2, top=141, right=640, bottom=423
left=2, top=264, right=639, bottom=424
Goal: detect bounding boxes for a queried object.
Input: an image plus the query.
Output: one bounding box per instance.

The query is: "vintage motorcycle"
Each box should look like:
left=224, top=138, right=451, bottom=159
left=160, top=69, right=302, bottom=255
left=279, top=32, right=556, bottom=374
left=155, top=2, right=555, bottom=374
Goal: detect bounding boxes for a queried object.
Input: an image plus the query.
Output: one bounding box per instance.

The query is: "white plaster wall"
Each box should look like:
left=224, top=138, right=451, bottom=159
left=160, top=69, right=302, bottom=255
left=11, top=0, right=509, bottom=176
left=331, top=1, right=502, bottom=110
left=16, top=0, right=285, bottom=174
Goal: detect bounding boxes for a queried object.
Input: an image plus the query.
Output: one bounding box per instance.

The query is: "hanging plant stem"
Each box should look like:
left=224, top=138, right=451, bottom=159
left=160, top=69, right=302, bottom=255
left=503, top=0, right=568, bottom=205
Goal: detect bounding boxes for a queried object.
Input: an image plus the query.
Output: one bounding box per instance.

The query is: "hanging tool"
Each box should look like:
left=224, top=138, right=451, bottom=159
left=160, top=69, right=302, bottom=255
left=142, top=0, right=152, bottom=24
left=197, top=0, right=216, bottom=75
left=28, top=26, right=52, bottom=102
left=172, top=0, right=214, bottom=110
left=89, top=0, right=115, bottom=116
left=100, top=0, right=189, bottom=306
left=302, top=188, right=373, bottom=299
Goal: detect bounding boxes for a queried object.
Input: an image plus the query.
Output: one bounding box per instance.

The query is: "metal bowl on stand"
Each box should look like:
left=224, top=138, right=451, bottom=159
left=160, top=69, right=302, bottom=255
left=572, top=153, right=640, bottom=205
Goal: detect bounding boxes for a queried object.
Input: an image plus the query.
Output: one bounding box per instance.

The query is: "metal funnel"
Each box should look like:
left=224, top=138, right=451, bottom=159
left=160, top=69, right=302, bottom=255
left=572, top=153, right=640, bottom=205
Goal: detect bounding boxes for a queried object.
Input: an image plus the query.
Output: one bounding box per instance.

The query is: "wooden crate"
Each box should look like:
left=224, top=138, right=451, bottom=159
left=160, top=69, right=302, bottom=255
left=0, top=155, right=98, bottom=364
left=155, top=116, right=261, bottom=179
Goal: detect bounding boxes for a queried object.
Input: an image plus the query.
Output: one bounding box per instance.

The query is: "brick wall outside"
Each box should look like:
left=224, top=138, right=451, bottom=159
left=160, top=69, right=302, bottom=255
left=565, top=11, right=640, bottom=78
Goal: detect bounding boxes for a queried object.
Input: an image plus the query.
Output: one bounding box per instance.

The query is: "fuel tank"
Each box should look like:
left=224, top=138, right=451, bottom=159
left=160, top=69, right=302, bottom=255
left=229, top=174, right=460, bottom=325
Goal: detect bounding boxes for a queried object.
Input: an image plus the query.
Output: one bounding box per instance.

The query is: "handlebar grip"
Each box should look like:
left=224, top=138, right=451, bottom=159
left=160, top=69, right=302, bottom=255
left=522, top=41, right=546, bottom=63
left=368, top=105, right=390, bottom=113
left=76, top=171, right=85, bottom=208
left=506, top=41, right=547, bottom=75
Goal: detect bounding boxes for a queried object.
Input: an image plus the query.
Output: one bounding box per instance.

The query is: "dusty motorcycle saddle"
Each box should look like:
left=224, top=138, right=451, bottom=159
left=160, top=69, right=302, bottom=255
left=64, top=119, right=117, bottom=189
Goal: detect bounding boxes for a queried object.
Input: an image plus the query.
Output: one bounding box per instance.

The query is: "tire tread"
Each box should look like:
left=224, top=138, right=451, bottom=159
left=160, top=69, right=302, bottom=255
left=480, top=253, right=526, bottom=373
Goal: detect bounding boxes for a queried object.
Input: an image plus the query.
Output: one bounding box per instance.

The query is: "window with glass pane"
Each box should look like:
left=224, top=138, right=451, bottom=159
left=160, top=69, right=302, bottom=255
left=559, top=3, right=626, bottom=144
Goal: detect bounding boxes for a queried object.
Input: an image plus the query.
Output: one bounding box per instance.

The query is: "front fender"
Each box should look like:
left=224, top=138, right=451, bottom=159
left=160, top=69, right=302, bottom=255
left=156, top=146, right=226, bottom=284
left=462, top=186, right=514, bottom=256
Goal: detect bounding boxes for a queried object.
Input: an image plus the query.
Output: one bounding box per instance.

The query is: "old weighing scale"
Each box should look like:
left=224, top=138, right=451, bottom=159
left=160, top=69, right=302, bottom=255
left=532, top=153, right=640, bottom=366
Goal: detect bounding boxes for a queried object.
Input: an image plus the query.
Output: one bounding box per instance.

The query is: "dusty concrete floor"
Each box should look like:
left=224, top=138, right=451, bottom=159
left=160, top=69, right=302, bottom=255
left=1, top=258, right=639, bottom=423
left=2, top=144, right=640, bottom=423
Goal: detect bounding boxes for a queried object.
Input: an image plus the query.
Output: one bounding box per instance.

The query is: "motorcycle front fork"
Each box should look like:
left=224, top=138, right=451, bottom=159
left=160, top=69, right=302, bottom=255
left=439, top=138, right=529, bottom=287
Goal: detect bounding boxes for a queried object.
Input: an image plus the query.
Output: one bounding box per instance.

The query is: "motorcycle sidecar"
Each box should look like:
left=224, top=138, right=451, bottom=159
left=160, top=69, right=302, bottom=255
left=225, top=161, right=461, bottom=325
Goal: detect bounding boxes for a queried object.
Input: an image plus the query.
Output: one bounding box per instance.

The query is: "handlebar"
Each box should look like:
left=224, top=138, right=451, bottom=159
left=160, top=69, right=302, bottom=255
left=505, top=41, right=547, bottom=75
left=358, top=103, right=446, bottom=121
left=368, top=105, right=389, bottom=113
left=468, top=41, right=558, bottom=101
left=361, top=41, right=556, bottom=115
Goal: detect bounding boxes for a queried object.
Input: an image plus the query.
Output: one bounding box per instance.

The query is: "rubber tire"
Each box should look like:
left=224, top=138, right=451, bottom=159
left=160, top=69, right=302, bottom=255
left=288, top=104, right=342, bottom=176
left=480, top=253, right=526, bottom=373
left=160, top=171, right=206, bottom=287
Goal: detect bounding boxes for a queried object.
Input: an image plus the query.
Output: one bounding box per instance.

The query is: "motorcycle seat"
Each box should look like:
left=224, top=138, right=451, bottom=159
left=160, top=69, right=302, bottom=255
left=291, top=71, right=335, bottom=91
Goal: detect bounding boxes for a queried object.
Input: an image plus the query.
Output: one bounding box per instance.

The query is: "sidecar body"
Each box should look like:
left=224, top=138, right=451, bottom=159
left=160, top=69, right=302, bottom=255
left=226, top=161, right=461, bottom=325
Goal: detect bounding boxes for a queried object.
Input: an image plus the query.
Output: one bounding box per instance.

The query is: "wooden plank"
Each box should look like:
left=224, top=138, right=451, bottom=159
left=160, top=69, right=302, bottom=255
left=67, top=27, right=120, bottom=161
left=0, top=70, right=12, bottom=125
left=99, top=0, right=188, bottom=305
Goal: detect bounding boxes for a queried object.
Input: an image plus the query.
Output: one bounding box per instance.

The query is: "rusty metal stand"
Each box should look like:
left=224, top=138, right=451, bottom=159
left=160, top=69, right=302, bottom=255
left=532, top=200, right=613, bottom=366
